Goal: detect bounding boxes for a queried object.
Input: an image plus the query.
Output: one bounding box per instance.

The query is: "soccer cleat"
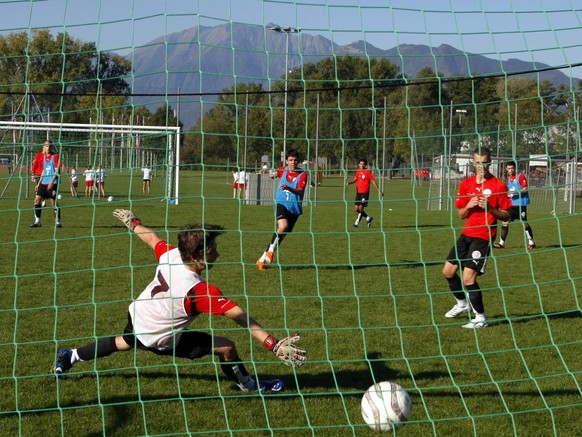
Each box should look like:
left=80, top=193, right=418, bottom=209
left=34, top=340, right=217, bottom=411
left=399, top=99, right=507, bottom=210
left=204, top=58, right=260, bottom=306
left=462, top=319, right=489, bottom=329
left=445, top=304, right=469, bottom=318
left=256, top=260, right=266, bottom=271
left=352, top=223, right=358, bottom=228
left=53, top=349, right=73, bottom=375
left=366, top=217, right=374, bottom=228
left=259, top=379, right=285, bottom=392
left=527, top=243, right=536, bottom=249
left=264, top=252, right=274, bottom=264
left=493, top=242, right=505, bottom=249
left=29, top=222, right=42, bottom=228
left=55, top=222, right=62, bottom=228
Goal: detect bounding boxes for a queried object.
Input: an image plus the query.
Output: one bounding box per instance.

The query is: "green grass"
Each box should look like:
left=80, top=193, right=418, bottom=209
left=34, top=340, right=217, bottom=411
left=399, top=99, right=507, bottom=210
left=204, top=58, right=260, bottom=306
left=0, top=170, right=581, bottom=436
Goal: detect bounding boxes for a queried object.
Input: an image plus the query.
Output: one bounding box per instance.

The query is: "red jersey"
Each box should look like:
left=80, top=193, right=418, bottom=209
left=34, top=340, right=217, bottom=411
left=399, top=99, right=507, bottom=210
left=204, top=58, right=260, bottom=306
left=455, top=175, right=512, bottom=240
left=508, top=173, right=528, bottom=188
left=276, top=165, right=308, bottom=190
left=354, top=169, right=375, bottom=193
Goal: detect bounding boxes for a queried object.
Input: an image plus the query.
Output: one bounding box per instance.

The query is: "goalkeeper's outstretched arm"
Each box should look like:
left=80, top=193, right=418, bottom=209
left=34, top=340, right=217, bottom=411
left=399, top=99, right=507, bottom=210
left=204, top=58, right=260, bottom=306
left=224, top=306, right=307, bottom=367
left=113, top=209, right=163, bottom=250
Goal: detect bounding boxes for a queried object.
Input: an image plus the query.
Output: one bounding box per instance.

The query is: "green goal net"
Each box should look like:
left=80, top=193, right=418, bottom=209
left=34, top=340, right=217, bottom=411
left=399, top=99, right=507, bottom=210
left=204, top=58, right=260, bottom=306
left=1, top=1, right=581, bottom=436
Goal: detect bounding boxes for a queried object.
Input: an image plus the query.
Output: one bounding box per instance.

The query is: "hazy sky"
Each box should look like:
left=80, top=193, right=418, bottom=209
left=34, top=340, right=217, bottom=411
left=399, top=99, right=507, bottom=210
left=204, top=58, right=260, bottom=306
left=1, top=0, right=582, bottom=75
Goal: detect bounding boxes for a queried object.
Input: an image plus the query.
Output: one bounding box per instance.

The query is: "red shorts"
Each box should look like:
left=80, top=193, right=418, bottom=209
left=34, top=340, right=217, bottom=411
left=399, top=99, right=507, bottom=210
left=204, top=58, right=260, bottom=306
left=86, top=181, right=94, bottom=187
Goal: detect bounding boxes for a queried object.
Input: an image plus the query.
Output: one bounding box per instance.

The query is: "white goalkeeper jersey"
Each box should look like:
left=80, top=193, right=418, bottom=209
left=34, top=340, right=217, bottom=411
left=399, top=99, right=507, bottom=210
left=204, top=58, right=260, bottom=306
left=129, top=243, right=236, bottom=350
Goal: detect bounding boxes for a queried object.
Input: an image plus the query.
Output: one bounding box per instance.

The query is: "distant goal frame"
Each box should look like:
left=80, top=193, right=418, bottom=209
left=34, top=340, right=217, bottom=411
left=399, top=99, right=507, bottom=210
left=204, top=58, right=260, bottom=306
left=0, top=120, right=182, bottom=204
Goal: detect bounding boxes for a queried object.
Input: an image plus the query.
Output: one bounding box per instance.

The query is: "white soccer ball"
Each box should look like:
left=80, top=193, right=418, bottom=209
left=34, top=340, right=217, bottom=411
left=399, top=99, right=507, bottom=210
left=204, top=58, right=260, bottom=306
left=361, top=381, right=412, bottom=432
left=107, top=196, right=114, bottom=202
left=57, top=194, right=62, bottom=200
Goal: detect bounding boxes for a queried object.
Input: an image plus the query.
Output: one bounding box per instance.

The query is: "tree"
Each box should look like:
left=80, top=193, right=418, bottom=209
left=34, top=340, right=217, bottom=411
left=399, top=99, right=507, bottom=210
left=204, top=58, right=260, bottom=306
left=0, top=30, right=131, bottom=124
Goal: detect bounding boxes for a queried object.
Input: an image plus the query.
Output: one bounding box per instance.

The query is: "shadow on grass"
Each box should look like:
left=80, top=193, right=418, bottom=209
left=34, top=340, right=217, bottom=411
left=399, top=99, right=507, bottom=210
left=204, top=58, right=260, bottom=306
left=493, top=309, right=581, bottom=325
left=266, top=260, right=442, bottom=271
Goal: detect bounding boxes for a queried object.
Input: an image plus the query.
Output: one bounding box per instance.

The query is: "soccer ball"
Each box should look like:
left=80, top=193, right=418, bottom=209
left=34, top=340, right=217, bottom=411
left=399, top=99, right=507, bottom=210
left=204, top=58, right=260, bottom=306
left=57, top=194, right=62, bottom=200
left=107, top=196, right=114, bottom=202
left=361, top=382, right=412, bottom=432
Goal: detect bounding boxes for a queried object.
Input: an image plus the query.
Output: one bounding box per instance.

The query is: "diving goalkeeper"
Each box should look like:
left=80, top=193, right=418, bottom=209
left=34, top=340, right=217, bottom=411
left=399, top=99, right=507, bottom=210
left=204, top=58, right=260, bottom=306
left=52, top=210, right=307, bottom=392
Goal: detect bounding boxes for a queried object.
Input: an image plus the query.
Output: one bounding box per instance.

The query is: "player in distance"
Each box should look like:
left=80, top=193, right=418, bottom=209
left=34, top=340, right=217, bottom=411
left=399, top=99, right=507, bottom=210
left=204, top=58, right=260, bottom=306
left=442, top=147, right=512, bottom=329
left=493, top=160, right=536, bottom=249
left=256, top=149, right=308, bottom=270
left=30, top=139, right=63, bottom=228
left=346, top=158, right=383, bottom=228
left=52, top=210, right=307, bottom=392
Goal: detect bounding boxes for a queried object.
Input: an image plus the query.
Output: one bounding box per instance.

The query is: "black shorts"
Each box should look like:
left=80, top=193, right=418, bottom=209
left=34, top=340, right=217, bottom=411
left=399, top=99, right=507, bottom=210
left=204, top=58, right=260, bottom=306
left=507, top=206, right=528, bottom=222
left=355, top=192, right=370, bottom=207
left=35, top=184, right=58, bottom=200
left=276, top=203, right=300, bottom=232
left=123, top=313, right=213, bottom=360
left=446, top=234, right=491, bottom=275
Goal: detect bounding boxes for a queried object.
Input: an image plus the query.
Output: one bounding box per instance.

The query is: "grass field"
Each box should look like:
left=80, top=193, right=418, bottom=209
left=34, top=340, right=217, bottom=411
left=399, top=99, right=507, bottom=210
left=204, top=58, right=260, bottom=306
left=1, top=170, right=581, bottom=436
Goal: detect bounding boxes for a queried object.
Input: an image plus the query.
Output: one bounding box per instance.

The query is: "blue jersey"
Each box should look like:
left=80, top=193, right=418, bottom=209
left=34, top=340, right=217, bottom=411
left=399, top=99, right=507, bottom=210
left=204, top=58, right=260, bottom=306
left=41, top=154, right=59, bottom=185
left=275, top=169, right=304, bottom=216
left=507, top=174, right=530, bottom=207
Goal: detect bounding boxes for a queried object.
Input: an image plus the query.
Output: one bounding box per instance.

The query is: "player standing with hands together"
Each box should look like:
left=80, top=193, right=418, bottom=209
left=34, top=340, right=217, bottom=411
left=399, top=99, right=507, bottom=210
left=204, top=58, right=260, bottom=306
left=346, top=159, right=383, bottom=228
left=30, top=139, right=63, bottom=228
left=52, top=210, right=307, bottom=391
left=442, top=147, right=512, bottom=328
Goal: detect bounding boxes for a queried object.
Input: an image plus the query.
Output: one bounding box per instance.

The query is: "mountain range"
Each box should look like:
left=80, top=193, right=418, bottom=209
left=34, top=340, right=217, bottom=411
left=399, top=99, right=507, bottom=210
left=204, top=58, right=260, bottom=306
left=130, top=23, right=579, bottom=128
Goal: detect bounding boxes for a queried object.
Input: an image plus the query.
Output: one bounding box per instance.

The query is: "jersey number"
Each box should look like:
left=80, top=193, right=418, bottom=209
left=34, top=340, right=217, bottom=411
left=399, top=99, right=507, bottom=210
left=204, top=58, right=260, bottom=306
left=151, top=271, right=169, bottom=297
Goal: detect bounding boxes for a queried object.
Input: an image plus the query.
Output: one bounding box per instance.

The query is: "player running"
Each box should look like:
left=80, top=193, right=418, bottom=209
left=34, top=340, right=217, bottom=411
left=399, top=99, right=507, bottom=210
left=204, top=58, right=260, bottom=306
left=442, top=147, right=512, bottom=328
left=493, top=161, right=535, bottom=249
left=30, top=139, right=63, bottom=228
left=256, top=149, right=308, bottom=270
left=52, top=210, right=306, bottom=392
left=346, top=158, right=383, bottom=228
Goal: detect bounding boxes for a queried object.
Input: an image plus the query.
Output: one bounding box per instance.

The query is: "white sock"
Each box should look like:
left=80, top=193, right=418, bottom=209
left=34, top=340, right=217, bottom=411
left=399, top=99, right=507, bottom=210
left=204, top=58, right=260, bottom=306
left=355, top=213, right=362, bottom=225
left=268, top=236, right=279, bottom=253
left=71, top=349, right=81, bottom=364
left=474, top=313, right=486, bottom=322
left=456, top=299, right=468, bottom=308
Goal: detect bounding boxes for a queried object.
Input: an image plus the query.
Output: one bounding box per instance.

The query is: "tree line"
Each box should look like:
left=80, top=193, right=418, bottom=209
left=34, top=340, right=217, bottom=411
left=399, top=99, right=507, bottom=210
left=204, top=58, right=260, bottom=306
left=1, top=30, right=580, bottom=168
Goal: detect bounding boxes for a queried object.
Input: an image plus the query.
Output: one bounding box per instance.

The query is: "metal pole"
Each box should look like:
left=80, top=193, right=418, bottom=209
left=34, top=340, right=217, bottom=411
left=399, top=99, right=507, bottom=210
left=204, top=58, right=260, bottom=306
left=314, top=93, right=320, bottom=206
left=283, top=31, right=289, bottom=162
left=270, top=26, right=301, bottom=163
left=174, top=88, right=181, bottom=205
left=244, top=93, right=249, bottom=171
left=382, top=96, right=387, bottom=194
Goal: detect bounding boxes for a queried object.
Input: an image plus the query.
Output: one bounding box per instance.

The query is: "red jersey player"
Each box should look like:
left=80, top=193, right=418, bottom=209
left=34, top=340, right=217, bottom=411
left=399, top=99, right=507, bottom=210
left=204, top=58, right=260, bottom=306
left=52, top=210, right=307, bottom=392
left=346, top=159, right=383, bottom=228
left=442, top=147, right=512, bottom=329
left=30, top=139, right=63, bottom=228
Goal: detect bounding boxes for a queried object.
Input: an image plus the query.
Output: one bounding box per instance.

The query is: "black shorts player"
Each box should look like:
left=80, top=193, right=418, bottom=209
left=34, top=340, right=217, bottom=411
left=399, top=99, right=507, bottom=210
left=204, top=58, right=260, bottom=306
left=35, top=183, right=58, bottom=201
left=276, top=203, right=300, bottom=233
left=355, top=191, right=370, bottom=207
left=446, top=234, right=491, bottom=276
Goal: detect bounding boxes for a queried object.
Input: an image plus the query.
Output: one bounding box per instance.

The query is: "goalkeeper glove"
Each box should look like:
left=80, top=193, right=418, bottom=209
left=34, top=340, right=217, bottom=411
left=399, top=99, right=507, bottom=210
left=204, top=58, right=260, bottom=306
left=113, top=209, right=142, bottom=231
left=264, top=334, right=307, bottom=367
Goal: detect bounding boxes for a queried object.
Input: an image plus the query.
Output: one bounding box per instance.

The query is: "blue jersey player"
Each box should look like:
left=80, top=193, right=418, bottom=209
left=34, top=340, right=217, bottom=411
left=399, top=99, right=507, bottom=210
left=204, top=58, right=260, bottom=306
left=493, top=161, right=535, bottom=249
left=257, top=149, right=308, bottom=270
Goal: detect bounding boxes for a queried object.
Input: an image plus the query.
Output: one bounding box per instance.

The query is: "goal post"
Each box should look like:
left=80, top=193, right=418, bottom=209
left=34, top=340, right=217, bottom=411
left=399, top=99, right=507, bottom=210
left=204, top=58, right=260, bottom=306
left=0, top=120, right=181, bottom=203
